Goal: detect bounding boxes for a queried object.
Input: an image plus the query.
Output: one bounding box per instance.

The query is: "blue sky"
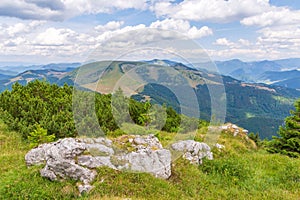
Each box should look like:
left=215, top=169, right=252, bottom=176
left=0, top=0, right=299, bottom=64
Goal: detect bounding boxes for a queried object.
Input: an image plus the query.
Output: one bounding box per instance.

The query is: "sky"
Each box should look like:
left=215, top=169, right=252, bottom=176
left=0, top=0, right=300, bottom=64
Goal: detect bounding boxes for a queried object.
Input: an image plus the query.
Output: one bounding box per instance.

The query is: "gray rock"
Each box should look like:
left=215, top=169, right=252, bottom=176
left=25, top=135, right=172, bottom=194
left=94, top=138, right=112, bottom=146
left=44, top=158, right=97, bottom=184
left=25, top=138, right=95, bottom=193
left=43, top=138, right=86, bottom=160
left=40, top=166, right=57, bottom=181
left=84, top=143, right=114, bottom=156
left=78, top=155, right=116, bottom=169
left=25, top=143, right=52, bottom=166
left=112, top=134, right=172, bottom=179
left=122, top=149, right=171, bottom=179
left=78, top=184, right=94, bottom=194
left=171, top=140, right=213, bottom=164
left=79, top=137, right=112, bottom=147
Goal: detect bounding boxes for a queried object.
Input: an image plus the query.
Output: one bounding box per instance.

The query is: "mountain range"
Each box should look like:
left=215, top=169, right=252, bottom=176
left=194, top=58, right=300, bottom=89
left=0, top=59, right=300, bottom=139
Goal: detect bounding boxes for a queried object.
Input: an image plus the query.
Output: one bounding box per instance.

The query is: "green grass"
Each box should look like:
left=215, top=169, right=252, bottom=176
left=0, top=121, right=299, bottom=200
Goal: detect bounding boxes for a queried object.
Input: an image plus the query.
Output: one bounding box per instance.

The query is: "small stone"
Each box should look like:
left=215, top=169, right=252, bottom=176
left=233, top=130, right=239, bottom=137
left=215, top=143, right=225, bottom=149
left=78, top=184, right=94, bottom=194
left=232, top=125, right=238, bottom=129
left=242, top=129, right=249, bottom=134
left=220, top=125, right=228, bottom=130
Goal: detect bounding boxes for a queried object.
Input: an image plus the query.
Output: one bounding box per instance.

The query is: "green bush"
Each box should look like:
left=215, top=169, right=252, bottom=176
left=27, top=125, right=55, bottom=148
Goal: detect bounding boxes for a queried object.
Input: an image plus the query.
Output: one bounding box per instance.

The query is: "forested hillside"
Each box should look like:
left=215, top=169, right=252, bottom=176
left=0, top=80, right=198, bottom=141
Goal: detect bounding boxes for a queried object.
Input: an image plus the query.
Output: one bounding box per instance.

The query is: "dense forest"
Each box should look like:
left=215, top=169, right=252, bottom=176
left=0, top=80, right=202, bottom=144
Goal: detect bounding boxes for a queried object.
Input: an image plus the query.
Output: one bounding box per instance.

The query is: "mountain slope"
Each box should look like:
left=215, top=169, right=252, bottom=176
left=70, top=60, right=300, bottom=138
left=1, top=60, right=299, bottom=138
left=257, top=70, right=300, bottom=89
left=273, top=78, right=300, bottom=89
left=273, top=58, right=300, bottom=70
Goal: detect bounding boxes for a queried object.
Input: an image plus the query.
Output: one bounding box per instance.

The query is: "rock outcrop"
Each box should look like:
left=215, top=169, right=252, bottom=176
left=220, top=123, right=249, bottom=137
left=25, top=135, right=172, bottom=194
left=171, top=140, right=213, bottom=164
left=25, top=134, right=216, bottom=194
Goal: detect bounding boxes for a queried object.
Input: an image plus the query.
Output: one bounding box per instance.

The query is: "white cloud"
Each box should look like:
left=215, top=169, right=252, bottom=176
left=2, top=19, right=212, bottom=62
left=208, top=47, right=281, bottom=61
left=238, top=39, right=250, bottom=46
left=207, top=26, right=300, bottom=61
left=0, top=0, right=149, bottom=21
left=214, top=38, right=235, bottom=47
left=0, top=0, right=65, bottom=20
left=7, top=23, right=27, bottom=37
left=3, top=37, right=26, bottom=47
left=152, top=0, right=300, bottom=29
left=35, top=28, right=76, bottom=46
left=241, top=8, right=300, bottom=27
left=0, top=20, right=44, bottom=39
left=152, top=0, right=270, bottom=22
left=63, top=0, right=148, bottom=15
left=257, top=26, right=300, bottom=49
left=95, top=21, right=124, bottom=33
left=150, top=18, right=213, bottom=39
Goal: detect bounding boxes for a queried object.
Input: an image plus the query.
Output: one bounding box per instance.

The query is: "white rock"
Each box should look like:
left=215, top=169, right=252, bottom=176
left=220, top=125, right=228, bottom=130
left=77, top=155, right=116, bottom=169
left=171, top=140, right=213, bottom=165
left=242, top=129, right=249, bottom=134
left=122, top=149, right=171, bottom=179
left=215, top=143, right=225, bottom=149
left=25, top=135, right=172, bottom=194
left=232, top=125, right=238, bottom=129
left=233, top=130, right=239, bottom=137
left=84, top=143, right=114, bottom=156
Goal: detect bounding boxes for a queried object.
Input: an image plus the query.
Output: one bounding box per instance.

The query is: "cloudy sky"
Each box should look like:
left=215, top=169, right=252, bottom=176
left=0, top=0, right=299, bottom=64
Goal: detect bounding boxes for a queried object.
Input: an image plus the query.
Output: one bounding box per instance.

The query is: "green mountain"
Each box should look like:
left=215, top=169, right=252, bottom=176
left=1, top=60, right=300, bottom=139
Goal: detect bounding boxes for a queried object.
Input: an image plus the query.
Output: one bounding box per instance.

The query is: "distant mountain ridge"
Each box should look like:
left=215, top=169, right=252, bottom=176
left=193, top=58, right=300, bottom=89
left=0, top=62, right=81, bottom=75
left=0, top=63, right=81, bottom=90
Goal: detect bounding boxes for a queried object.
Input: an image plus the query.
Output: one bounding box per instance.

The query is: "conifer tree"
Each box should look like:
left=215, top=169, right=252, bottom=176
left=268, top=99, right=300, bottom=157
